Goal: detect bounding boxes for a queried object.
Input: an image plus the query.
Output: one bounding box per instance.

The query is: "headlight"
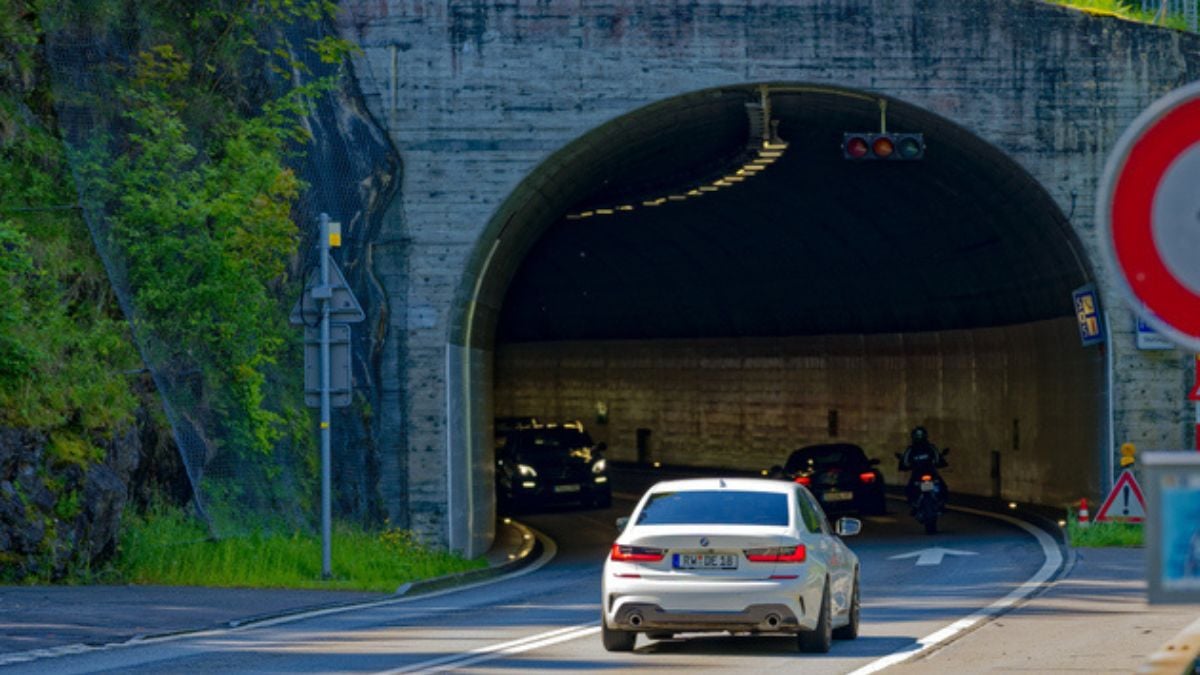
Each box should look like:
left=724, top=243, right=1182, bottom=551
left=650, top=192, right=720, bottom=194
left=517, top=464, right=538, bottom=478
left=592, top=458, right=607, bottom=474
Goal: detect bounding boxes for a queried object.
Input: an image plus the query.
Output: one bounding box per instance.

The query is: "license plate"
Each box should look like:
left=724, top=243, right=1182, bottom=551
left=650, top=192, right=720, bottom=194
left=674, top=553, right=738, bottom=570
left=920, top=480, right=935, bottom=492
left=553, top=484, right=581, bottom=493
left=822, top=490, right=853, bottom=502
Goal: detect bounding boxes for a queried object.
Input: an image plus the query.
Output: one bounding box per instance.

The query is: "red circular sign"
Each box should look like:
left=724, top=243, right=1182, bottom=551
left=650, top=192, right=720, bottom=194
left=1101, top=82, right=1200, bottom=350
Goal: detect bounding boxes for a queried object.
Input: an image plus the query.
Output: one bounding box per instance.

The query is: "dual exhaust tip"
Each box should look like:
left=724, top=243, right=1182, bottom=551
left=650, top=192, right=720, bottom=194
left=626, top=611, right=781, bottom=629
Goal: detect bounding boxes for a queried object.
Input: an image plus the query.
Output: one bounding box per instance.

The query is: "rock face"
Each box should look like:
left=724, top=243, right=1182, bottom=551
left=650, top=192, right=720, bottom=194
left=0, top=427, right=139, bottom=581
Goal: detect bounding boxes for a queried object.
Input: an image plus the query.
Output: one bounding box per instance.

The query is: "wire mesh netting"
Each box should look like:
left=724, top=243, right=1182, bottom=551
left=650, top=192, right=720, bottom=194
left=35, top=1, right=391, bottom=539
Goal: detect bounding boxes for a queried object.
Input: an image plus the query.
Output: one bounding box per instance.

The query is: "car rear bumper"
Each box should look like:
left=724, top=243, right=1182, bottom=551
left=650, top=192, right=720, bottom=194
left=603, top=575, right=820, bottom=632
left=610, top=602, right=800, bottom=632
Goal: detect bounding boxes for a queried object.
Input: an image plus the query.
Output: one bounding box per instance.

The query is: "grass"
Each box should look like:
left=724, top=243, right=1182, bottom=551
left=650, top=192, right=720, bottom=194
left=113, top=505, right=487, bottom=592
left=1048, top=0, right=1198, bottom=31
left=1066, top=510, right=1145, bottom=547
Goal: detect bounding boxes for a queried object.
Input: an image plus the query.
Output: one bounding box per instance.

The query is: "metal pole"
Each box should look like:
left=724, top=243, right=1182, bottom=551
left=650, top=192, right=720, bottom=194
left=318, top=212, right=333, bottom=579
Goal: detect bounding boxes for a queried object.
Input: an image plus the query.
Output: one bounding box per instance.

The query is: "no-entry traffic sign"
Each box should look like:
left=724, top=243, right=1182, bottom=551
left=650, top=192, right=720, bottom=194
left=1100, top=82, right=1200, bottom=351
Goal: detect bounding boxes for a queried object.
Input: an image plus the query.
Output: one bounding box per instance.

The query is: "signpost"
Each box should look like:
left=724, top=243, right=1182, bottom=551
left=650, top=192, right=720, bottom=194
left=291, top=213, right=364, bottom=580
left=1099, top=83, right=1200, bottom=603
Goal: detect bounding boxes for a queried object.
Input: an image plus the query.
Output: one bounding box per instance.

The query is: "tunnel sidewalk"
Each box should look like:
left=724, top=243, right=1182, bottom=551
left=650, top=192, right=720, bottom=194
left=0, top=518, right=540, bottom=664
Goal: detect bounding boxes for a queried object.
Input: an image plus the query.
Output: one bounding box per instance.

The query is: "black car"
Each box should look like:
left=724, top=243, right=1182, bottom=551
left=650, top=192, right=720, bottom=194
left=496, top=423, right=611, bottom=511
left=768, top=443, right=887, bottom=516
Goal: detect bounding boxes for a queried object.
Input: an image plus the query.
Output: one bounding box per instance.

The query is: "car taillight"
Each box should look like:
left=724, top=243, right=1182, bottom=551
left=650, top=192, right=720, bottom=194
left=610, top=543, right=665, bottom=562
left=744, top=545, right=806, bottom=563
left=920, top=474, right=933, bottom=481
left=795, top=476, right=812, bottom=486
left=859, top=472, right=877, bottom=484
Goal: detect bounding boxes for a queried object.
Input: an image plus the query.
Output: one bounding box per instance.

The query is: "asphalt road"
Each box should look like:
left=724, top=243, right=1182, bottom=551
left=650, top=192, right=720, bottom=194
left=0, top=492, right=1057, bottom=674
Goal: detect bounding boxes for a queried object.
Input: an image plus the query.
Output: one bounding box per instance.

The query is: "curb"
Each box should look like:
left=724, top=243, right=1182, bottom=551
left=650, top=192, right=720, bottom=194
left=1138, top=614, right=1200, bottom=674
left=396, top=519, right=543, bottom=597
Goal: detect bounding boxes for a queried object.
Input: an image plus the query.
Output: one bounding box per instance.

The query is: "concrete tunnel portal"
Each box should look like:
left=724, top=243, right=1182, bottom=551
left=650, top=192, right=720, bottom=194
left=449, top=83, right=1105, bottom=538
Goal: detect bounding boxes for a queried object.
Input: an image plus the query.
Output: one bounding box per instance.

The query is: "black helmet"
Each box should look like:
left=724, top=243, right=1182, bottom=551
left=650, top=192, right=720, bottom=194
left=911, top=426, right=927, bottom=442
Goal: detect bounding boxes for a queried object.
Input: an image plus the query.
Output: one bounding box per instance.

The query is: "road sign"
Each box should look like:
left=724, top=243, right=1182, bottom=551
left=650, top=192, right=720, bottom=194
left=1136, top=317, right=1174, bottom=350
left=304, top=323, right=351, bottom=407
left=1095, top=469, right=1146, bottom=523
left=1143, top=451, right=1200, bottom=603
left=1099, top=81, right=1200, bottom=351
left=1072, top=284, right=1104, bottom=346
left=289, top=257, right=365, bottom=325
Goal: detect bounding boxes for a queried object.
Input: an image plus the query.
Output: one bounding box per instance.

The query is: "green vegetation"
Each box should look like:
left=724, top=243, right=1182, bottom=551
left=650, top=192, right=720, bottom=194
left=1049, top=0, right=1199, bottom=31
left=115, top=505, right=485, bottom=592
left=1066, top=511, right=1145, bottom=547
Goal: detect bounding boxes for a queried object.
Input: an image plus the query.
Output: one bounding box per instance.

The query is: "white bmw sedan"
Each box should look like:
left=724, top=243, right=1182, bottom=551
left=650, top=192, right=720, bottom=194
left=601, top=477, right=862, bottom=653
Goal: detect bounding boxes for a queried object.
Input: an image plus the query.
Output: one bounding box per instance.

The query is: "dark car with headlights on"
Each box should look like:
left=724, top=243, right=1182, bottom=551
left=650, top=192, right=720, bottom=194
left=767, top=443, right=886, bottom=516
left=496, top=424, right=611, bottom=511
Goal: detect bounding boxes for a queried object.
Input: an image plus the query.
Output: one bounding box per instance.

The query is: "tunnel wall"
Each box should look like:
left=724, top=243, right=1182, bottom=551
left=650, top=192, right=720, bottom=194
left=335, top=0, right=1200, bottom=550
left=495, top=317, right=1103, bottom=507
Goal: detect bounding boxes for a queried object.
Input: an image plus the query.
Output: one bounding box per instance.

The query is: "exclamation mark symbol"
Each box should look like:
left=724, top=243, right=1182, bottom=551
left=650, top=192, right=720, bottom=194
left=1122, top=485, right=1130, bottom=516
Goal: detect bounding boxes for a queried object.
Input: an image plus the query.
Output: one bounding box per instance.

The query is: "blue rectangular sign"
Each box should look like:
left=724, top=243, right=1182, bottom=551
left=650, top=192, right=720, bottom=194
left=1136, top=316, right=1174, bottom=350
left=1072, top=284, right=1104, bottom=347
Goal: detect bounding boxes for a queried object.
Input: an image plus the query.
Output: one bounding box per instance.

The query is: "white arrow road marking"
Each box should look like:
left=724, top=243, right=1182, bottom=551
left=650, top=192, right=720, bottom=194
left=850, top=505, right=1064, bottom=675
left=888, top=546, right=979, bottom=566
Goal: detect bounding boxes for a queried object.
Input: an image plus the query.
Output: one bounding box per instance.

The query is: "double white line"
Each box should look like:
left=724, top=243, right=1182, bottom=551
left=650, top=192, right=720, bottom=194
left=380, top=622, right=600, bottom=674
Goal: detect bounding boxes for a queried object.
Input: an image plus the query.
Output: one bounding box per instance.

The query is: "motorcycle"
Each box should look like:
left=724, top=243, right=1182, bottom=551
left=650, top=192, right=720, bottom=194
left=895, top=448, right=950, bottom=535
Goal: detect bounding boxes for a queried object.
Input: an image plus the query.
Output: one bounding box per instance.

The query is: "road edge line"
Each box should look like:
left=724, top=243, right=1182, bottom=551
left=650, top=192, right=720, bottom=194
left=847, top=502, right=1066, bottom=674
left=0, top=522, right=559, bottom=668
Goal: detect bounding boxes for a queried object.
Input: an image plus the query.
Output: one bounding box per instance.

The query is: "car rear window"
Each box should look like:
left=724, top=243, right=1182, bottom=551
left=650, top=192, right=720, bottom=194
left=636, top=490, right=789, bottom=526
left=785, top=445, right=865, bottom=473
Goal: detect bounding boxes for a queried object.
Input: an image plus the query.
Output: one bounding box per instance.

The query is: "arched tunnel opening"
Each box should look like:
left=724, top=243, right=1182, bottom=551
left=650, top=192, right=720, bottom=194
left=452, top=83, right=1104, bottom=544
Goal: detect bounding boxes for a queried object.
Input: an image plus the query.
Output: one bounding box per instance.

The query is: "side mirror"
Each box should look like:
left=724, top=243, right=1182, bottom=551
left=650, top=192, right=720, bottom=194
left=596, top=442, right=607, bottom=452
left=835, top=517, right=862, bottom=537
left=942, top=447, right=951, bottom=455
left=615, top=516, right=630, bottom=533
left=869, top=458, right=881, bottom=466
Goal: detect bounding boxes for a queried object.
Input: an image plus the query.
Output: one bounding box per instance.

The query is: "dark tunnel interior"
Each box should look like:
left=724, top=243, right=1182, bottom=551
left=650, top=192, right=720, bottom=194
left=496, top=87, right=1089, bottom=343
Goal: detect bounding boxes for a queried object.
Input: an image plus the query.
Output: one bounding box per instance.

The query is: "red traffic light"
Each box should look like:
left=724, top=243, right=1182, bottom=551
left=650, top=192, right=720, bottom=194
left=843, top=132, right=924, bottom=160
left=844, top=136, right=869, bottom=159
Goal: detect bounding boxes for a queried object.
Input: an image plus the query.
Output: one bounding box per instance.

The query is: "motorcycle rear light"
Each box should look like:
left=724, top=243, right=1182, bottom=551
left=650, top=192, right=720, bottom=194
left=744, top=545, right=806, bottom=563
left=610, top=544, right=665, bottom=562
left=859, top=472, right=876, bottom=484
left=920, top=474, right=933, bottom=481
left=795, top=476, right=812, bottom=486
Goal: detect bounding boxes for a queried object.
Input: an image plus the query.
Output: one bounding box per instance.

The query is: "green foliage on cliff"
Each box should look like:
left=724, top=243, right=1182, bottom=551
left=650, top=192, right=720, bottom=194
left=0, top=6, right=141, bottom=433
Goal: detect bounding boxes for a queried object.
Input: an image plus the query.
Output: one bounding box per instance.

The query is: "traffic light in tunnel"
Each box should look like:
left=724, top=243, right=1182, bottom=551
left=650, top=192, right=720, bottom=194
left=842, top=132, right=925, bottom=160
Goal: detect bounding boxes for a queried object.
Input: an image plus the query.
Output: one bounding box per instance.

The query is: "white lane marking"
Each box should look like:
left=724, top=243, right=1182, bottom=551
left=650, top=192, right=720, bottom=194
left=0, top=524, right=558, bottom=669
left=378, top=623, right=599, bottom=674
left=848, top=504, right=1064, bottom=674
left=888, top=546, right=978, bottom=566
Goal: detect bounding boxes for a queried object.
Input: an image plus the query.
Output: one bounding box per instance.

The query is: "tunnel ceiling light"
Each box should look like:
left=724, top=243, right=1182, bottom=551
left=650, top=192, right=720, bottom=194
left=563, top=87, right=791, bottom=221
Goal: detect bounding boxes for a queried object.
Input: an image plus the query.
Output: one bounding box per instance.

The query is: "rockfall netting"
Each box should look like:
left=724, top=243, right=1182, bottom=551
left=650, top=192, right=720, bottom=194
left=37, top=1, right=392, bottom=538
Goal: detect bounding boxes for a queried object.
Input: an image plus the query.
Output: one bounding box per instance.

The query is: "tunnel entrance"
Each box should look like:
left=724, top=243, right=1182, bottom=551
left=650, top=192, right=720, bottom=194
left=449, top=83, right=1104, bottom=551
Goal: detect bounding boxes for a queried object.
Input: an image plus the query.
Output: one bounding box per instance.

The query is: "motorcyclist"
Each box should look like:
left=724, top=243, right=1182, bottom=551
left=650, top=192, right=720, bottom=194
left=899, top=426, right=949, bottom=510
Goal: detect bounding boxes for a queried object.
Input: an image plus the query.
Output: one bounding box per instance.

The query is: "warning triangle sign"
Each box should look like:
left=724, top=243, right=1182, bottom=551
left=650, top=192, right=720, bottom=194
left=1095, top=469, right=1146, bottom=523
left=289, top=258, right=365, bottom=325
